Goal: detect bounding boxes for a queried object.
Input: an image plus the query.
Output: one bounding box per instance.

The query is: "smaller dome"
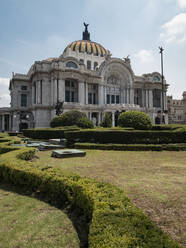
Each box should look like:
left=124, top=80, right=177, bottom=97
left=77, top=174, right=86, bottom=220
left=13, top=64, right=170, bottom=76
left=64, top=40, right=108, bottom=57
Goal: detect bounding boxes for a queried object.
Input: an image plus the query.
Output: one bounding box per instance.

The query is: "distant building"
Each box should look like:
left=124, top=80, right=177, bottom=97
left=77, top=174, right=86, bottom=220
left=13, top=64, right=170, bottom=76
left=0, top=24, right=169, bottom=132
left=167, top=92, right=186, bottom=124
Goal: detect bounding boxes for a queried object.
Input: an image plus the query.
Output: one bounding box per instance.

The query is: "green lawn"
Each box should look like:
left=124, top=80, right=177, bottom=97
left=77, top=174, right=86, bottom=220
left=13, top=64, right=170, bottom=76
left=0, top=183, right=79, bottom=248
left=33, top=149, right=186, bottom=248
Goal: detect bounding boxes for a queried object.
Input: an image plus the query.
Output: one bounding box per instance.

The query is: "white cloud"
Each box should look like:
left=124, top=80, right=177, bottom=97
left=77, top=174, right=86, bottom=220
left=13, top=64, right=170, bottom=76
left=0, top=77, right=10, bottom=86
left=177, top=0, right=186, bottom=8
left=0, top=78, right=10, bottom=107
left=135, top=49, right=154, bottom=63
left=161, top=13, right=186, bottom=43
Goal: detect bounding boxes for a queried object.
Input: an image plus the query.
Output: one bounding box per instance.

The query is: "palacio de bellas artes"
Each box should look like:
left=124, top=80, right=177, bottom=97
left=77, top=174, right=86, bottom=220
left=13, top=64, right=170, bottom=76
left=0, top=23, right=179, bottom=132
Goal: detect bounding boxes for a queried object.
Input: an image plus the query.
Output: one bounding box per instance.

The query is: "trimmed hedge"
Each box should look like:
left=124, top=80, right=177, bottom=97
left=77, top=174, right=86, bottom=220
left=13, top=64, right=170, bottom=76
left=75, top=143, right=186, bottom=151
left=22, top=127, right=80, bottom=140
left=0, top=137, right=181, bottom=247
left=65, top=129, right=186, bottom=144
left=152, top=124, right=186, bottom=131
left=118, top=111, right=152, bottom=130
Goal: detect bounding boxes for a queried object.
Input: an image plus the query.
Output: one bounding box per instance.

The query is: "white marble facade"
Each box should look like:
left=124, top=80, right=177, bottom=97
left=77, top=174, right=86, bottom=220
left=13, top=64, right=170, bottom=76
left=0, top=25, right=168, bottom=132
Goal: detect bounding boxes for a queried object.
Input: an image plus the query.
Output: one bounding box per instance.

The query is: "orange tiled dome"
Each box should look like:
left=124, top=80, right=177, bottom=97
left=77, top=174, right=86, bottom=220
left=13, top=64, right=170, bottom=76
left=64, top=40, right=108, bottom=57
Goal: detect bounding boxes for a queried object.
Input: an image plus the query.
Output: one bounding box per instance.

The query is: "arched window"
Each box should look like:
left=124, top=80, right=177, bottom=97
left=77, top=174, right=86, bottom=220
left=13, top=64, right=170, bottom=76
left=107, top=75, right=118, bottom=85
left=153, top=76, right=160, bottom=82
left=94, top=62, right=98, bottom=70
left=79, top=59, right=84, bottom=64
left=87, top=60, right=91, bottom=70
left=66, top=61, right=78, bottom=69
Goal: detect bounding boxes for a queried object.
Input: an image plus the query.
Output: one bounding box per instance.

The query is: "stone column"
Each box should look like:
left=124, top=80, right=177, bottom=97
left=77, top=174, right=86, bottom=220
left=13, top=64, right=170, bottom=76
left=89, top=112, right=92, bottom=121
left=146, top=90, right=149, bottom=108
left=130, top=88, right=134, bottom=104
left=149, top=90, right=153, bottom=108
left=50, top=78, right=54, bottom=105
left=78, top=81, right=85, bottom=104
left=122, top=89, right=125, bottom=104
left=59, top=79, right=65, bottom=102
left=53, top=79, right=57, bottom=104
left=112, top=111, right=115, bottom=127
left=37, top=81, right=40, bottom=104
left=127, top=89, right=130, bottom=104
left=125, top=89, right=127, bottom=104
left=141, top=90, right=145, bottom=107
left=104, top=86, right=107, bottom=104
left=85, top=82, right=89, bottom=104
left=98, top=85, right=104, bottom=106
left=9, top=114, right=12, bottom=131
left=32, top=83, right=35, bottom=105
left=128, top=89, right=131, bottom=104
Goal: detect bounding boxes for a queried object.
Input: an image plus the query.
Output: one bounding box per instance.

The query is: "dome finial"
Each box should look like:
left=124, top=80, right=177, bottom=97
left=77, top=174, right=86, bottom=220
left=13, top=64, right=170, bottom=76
left=82, top=22, right=90, bottom=41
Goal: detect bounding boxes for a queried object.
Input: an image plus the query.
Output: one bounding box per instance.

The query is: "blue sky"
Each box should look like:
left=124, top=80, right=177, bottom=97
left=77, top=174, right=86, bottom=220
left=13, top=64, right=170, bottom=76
left=0, top=0, right=186, bottom=106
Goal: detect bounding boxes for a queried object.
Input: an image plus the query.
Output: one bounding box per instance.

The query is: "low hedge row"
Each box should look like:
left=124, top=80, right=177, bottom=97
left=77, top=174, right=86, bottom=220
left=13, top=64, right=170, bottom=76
left=65, top=130, right=186, bottom=144
left=75, top=143, right=186, bottom=151
left=22, top=126, right=80, bottom=140
left=0, top=137, right=181, bottom=247
left=152, top=124, right=186, bottom=131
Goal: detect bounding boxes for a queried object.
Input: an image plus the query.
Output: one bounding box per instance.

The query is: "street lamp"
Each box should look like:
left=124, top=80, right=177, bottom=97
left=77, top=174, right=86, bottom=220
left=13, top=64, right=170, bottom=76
left=159, top=46, right=165, bottom=123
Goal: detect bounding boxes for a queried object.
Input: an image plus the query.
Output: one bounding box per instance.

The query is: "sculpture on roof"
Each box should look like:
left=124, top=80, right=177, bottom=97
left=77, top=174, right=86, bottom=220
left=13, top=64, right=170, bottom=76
left=84, top=22, right=89, bottom=31
left=82, top=22, right=90, bottom=41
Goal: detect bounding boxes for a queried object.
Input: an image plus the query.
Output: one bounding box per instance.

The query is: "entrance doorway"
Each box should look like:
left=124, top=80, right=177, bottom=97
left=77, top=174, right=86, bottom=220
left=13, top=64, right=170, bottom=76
left=19, top=122, right=28, bottom=131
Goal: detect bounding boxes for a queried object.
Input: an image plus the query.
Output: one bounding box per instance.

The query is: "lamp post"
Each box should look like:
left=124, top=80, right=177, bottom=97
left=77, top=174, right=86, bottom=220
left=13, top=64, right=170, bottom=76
left=159, top=46, right=165, bottom=123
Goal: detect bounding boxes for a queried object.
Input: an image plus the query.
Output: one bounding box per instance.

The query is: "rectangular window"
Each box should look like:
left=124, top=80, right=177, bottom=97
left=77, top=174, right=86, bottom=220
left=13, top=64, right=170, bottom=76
left=65, top=80, right=70, bottom=87
left=116, top=95, right=120, bottom=104
left=65, top=80, right=78, bottom=103
left=88, top=93, right=92, bottom=104
left=153, top=89, right=161, bottom=108
left=111, top=95, right=115, bottom=104
left=21, top=85, right=27, bottom=90
left=21, top=94, right=27, bottom=107
left=107, top=94, right=110, bottom=104
left=93, top=93, right=96, bottom=104
left=65, top=91, right=70, bottom=102
left=71, top=91, right=75, bottom=102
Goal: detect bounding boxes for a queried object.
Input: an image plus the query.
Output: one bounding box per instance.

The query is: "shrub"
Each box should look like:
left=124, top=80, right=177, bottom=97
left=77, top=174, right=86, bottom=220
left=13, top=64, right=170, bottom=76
left=77, top=117, right=94, bottom=129
left=100, top=113, right=112, bottom=128
left=118, top=111, right=152, bottom=130
left=50, top=110, right=87, bottom=128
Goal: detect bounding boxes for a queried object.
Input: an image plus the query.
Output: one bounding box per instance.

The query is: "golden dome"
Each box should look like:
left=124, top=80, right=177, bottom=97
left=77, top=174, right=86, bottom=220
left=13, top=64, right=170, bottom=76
left=64, top=40, right=108, bottom=57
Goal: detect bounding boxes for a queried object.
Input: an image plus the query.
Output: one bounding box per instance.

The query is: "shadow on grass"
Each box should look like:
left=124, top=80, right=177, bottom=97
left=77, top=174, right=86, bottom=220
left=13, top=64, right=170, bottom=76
left=0, top=182, right=89, bottom=248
